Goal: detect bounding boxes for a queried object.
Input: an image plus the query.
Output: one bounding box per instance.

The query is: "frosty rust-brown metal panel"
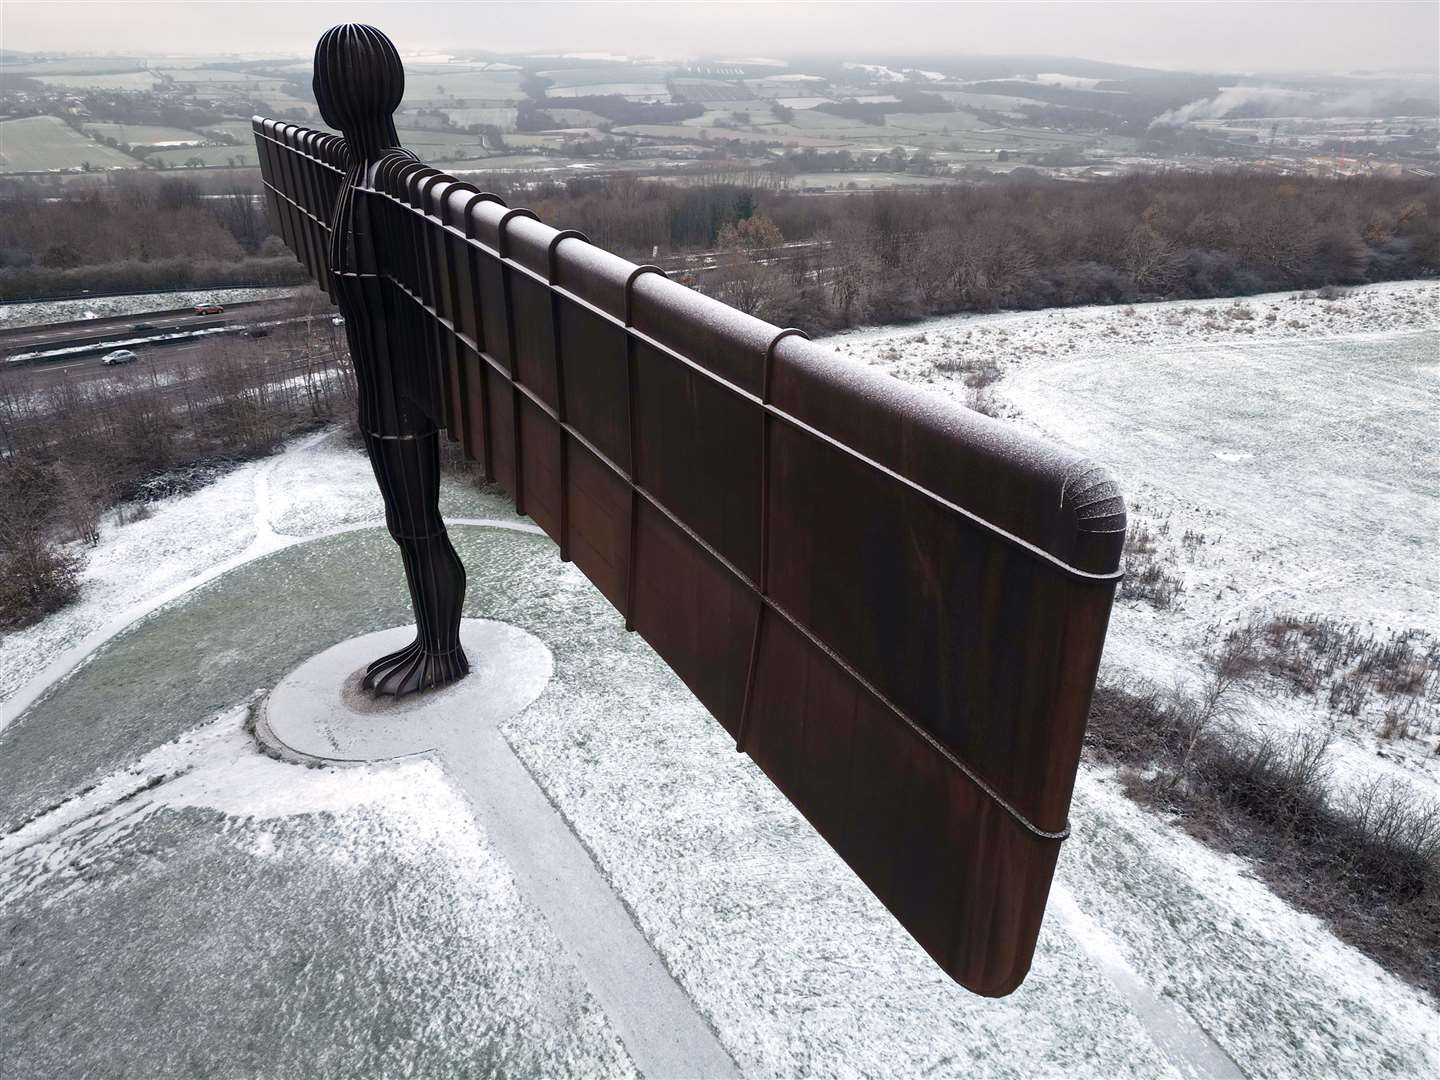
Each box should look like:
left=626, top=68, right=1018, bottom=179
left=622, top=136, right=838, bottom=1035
left=255, top=112, right=1125, bottom=996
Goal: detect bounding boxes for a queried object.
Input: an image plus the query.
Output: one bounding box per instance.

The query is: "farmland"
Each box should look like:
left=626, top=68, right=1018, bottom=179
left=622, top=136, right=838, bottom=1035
left=81, top=122, right=207, bottom=147
left=0, top=115, right=138, bottom=172
left=1, top=46, right=1431, bottom=184
left=142, top=144, right=260, bottom=168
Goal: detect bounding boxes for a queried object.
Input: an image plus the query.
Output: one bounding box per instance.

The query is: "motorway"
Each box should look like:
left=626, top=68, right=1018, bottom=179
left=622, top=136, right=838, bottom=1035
left=0, top=300, right=296, bottom=350
left=0, top=299, right=312, bottom=374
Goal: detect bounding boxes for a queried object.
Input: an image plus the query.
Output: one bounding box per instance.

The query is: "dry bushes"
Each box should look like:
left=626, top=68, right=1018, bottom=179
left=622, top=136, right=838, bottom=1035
left=1086, top=661, right=1440, bottom=995
left=0, top=297, right=354, bottom=626
left=0, top=516, right=83, bottom=629
left=1219, top=613, right=1440, bottom=733
left=1118, top=518, right=1183, bottom=609
left=0, top=178, right=305, bottom=298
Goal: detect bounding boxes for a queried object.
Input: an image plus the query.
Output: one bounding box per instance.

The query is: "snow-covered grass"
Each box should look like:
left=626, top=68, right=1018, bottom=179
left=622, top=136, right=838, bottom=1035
left=830, top=281, right=1440, bottom=792
left=0, top=453, right=263, bottom=712
left=3, top=292, right=1439, bottom=1076
left=0, top=427, right=513, bottom=723
left=0, top=702, right=638, bottom=1077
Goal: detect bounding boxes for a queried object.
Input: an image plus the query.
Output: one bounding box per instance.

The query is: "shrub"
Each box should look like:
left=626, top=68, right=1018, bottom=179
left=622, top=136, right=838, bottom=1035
left=1221, top=613, right=1440, bottom=729
left=1119, top=519, right=1183, bottom=609
left=0, top=526, right=83, bottom=629
left=1087, top=673, right=1440, bottom=994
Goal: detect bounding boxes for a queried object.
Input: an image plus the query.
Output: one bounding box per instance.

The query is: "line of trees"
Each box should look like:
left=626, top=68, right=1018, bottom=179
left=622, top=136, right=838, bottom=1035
left=2, top=169, right=1434, bottom=325
left=0, top=176, right=306, bottom=298
left=500, top=170, right=1439, bottom=329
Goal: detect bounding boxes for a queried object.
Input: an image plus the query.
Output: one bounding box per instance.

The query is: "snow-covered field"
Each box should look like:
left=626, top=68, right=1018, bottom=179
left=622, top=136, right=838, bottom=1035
left=831, top=281, right=1440, bottom=792
left=3, top=284, right=1439, bottom=1077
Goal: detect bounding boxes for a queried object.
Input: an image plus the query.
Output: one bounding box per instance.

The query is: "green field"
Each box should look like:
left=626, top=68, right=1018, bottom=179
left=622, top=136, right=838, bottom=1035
left=402, top=71, right=526, bottom=103
left=503, top=132, right=600, bottom=149
left=156, top=68, right=283, bottom=85
left=788, top=171, right=968, bottom=189
left=32, top=71, right=161, bottom=91
left=393, top=128, right=490, bottom=159
left=145, top=145, right=260, bottom=168
left=0, top=115, right=141, bottom=173
left=538, top=65, right=673, bottom=87
left=0, top=47, right=1146, bottom=184
left=444, top=154, right=561, bottom=171
left=542, top=108, right=609, bottom=127
left=440, top=106, right=521, bottom=130
left=5, top=57, right=147, bottom=75
left=83, top=123, right=207, bottom=147
left=201, top=120, right=263, bottom=141
left=547, top=83, right=670, bottom=100
left=254, top=94, right=323, bottom=118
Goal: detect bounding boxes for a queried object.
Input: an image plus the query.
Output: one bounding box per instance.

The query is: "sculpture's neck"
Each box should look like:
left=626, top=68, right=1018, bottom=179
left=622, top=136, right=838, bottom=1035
left=343, top=116, right=401, bottom=163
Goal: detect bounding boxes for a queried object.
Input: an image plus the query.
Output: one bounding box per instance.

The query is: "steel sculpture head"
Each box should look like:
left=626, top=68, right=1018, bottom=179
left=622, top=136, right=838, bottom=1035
left=313, top=23, right=404, bottom=156
left=253, top=23, right=1126, bottom=996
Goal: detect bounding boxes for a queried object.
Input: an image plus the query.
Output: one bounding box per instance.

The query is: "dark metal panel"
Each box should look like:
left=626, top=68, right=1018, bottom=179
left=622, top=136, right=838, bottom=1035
left=564, top=438, right=631, bottom=611
left=630, top=499, right=761, bottom=738
left=762, top=416, right=1087, bottom=829
left=510, top=271, right=559, bottom=410
left=448, top=230, right=480, bottom=349
left=631, top=338, right=763, bottom=583
left=485, top=352, right=520, bottom=496
left=629, top=272, right=770, bottom=396
left=253, top=82, right=1125, bottom=997
left=519, top=396, right=563, bottom=542
left=461, top=339, right=492, bottom=477
left=555, top=296, right=630, bottom=474
left=472, top=247, right=513, bottom=373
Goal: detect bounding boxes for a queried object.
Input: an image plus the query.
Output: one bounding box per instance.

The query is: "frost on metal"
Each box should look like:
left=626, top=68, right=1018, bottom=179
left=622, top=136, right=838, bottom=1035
left=252, top=23, right=1125, bottom=997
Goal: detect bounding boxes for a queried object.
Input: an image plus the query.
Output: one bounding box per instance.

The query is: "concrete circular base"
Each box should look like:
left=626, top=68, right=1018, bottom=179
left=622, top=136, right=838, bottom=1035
left=256, top=619, right=553, bottom=764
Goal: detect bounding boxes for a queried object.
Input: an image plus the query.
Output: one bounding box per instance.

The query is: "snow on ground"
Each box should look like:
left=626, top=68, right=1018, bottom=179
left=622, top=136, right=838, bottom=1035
left=829, top=281, right=1440, bottom=791
left=4, top=292, right=1439, bottom=1075
left=0, top=455, right=262, bottom=712
left=7, top=484, right=1434, bottom=1077
left=0, top=429, right=518, bottom=722
left=1060, top=768, right=1440, bottom=1077
left=0, top=702, right=637, bottom=1078
left=0, top=286, right=303, bottom=329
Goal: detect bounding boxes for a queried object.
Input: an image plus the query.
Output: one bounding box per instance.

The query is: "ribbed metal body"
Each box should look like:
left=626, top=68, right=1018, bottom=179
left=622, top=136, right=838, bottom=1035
left=253, top=23, right=1126, bottom=995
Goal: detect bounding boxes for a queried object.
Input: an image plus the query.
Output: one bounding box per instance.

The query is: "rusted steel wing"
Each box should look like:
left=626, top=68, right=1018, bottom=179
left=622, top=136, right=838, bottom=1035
left=254, top=115, right=1125, bottom=996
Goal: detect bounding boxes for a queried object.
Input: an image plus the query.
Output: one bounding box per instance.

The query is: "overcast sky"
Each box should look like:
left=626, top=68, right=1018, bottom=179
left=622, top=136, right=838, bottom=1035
left=4, top=1, right=1436, bottom=73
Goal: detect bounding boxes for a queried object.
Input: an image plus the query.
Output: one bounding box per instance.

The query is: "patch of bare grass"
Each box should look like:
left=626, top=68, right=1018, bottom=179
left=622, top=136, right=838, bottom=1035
left=1221, top=613, right=1440, bottom=734
left=1118, top=518, right=1183, bottom=609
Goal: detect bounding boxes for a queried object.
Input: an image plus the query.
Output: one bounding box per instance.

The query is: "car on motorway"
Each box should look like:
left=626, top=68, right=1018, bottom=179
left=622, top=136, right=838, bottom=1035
left=101, top=349, right=139, bottom=366
left=193, top=303, right=225, bottom=315
left=131, top=322, right=157, bottom=331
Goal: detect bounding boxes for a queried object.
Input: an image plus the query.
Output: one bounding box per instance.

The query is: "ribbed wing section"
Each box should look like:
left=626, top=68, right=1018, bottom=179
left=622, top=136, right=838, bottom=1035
left=253, top=118, right=1126, bottom=997
left=253, top=119, right=348, bottom=301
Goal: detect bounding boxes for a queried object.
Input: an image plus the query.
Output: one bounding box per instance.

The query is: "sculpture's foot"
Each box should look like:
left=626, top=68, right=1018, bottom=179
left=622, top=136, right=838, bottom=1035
left=361, top=638, right=469, bottom=697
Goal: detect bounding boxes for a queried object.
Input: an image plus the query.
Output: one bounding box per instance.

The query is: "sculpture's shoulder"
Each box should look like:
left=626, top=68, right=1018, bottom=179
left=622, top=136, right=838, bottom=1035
left=361, top=146, right=422, bottom=187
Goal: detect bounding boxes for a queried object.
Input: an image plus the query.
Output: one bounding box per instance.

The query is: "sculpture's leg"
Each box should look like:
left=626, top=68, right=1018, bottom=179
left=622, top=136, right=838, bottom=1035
left=360, top=429, right=469, bottom=696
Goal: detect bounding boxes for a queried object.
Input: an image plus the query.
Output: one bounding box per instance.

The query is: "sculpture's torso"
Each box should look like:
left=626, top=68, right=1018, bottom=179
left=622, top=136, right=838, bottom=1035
left=328, top=135, right=433, bottom=437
